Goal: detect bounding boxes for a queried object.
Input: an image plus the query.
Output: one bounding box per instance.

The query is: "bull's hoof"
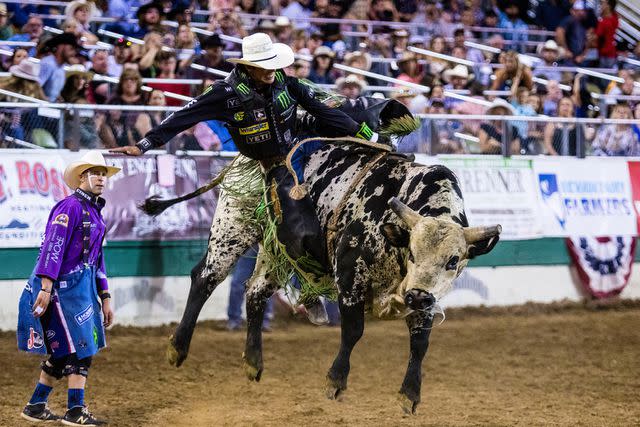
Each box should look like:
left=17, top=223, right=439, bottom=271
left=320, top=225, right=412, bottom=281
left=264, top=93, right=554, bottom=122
left=166, top=335, right=188, bottom=368
left=397, top=392, right=419, bottom=415
left=325, top=376, right=346, bottom=400
left=242, top=352, right=263, bottom=382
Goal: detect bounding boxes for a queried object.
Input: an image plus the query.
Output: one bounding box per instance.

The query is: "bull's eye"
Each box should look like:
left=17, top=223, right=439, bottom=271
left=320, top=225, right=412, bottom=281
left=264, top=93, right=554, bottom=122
left=445, top=256, right=459, bottom=271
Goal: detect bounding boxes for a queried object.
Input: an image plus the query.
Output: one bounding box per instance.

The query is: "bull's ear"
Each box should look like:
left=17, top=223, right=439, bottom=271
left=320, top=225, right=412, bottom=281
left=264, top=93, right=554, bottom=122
left=380, top=223, right=410, bottom=247
left=466, top=235, right=500, bottom=259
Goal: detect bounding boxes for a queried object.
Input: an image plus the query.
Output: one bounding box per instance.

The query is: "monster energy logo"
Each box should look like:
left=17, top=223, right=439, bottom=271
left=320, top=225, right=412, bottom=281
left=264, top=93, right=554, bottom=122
left=356, top=122, right=374, bottom=140
left=236, top=83, right=250, bottom=95
left=275, top=71, right=284, bottom=83
left=276, top=91, right=292, bottom=109
left=93, top=326, right=98, bottom=345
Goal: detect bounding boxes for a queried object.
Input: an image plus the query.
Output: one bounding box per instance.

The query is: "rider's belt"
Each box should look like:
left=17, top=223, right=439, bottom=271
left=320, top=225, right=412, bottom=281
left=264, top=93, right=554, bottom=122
left=259, top=155, right=287, bottom=173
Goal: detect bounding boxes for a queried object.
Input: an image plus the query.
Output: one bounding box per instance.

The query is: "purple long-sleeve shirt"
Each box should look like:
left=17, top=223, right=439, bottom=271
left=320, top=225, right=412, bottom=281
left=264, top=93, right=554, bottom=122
left=34, top=188, right=109, bottom=292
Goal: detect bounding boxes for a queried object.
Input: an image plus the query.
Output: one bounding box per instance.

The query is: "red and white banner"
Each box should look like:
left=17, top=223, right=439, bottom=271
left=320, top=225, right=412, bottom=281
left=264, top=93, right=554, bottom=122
left=0, top=152, right=71, bottom=248
left=566, top=236, right=636, bottom=299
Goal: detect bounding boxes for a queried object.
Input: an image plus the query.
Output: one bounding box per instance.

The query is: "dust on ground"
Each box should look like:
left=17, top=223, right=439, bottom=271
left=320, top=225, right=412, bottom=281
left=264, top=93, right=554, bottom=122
left=2, top=301, right=639, bottom=426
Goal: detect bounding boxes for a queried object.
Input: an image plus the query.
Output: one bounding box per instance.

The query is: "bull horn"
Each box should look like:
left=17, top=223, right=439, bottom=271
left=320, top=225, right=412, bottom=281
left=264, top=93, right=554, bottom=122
left=388, top=197, right=422, bottom=228
left=463, top=225, right=502, bottom=244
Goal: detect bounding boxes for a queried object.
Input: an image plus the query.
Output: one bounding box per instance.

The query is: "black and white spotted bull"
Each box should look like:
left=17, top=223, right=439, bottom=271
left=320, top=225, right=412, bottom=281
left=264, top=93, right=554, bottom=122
left=166, top=142, right=500, bottom=414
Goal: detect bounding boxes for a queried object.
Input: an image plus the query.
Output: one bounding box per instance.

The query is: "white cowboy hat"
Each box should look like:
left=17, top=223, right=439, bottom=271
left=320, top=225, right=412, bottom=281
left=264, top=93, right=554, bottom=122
left=9, top=59, right=40, bottom=82
left=336, top=74, right=366, bottom=91
left=443, top=64, right=474, bottom=82
left=227, top=33, right=294, bottom=70
left=485, top=98, right=515, bottom=115
left=65, top=0, right=97, bottom=20
left=63, top=150, right=121, bottom=189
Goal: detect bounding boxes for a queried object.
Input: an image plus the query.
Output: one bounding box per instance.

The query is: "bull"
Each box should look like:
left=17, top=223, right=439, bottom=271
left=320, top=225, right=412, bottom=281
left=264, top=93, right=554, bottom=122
left=237, top=143, right=501, bottom=414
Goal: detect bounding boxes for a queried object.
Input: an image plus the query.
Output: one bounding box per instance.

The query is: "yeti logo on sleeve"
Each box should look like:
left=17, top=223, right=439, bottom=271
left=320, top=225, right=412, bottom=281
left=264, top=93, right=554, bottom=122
left=52, top=214, right=69, bottom=227
left=74, top=304, right=95, bottom=325
left=227, top=98, right=241, bottom=108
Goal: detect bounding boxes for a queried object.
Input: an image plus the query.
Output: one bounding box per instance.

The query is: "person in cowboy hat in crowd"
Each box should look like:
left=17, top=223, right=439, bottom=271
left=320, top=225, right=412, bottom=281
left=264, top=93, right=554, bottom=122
left=442, top=64, right=474, bottom=110
left=336, top=73, right=366, bottom=100
left=0, top=59, right=46, bottom=141
left=17, top=150, right=119, bottom=426
left=39, top=32, right=81, bottom=102
left=111, top=32, right=381, bottom=279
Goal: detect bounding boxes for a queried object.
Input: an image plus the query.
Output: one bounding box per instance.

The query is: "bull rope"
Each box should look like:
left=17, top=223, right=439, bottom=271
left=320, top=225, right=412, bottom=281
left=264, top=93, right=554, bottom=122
left=284, top=136, right=392, bottom=200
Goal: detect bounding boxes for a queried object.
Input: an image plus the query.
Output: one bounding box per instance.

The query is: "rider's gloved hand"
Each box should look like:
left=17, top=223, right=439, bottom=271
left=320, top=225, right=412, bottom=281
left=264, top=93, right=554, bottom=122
left=355, top=122, right=378, bottom=142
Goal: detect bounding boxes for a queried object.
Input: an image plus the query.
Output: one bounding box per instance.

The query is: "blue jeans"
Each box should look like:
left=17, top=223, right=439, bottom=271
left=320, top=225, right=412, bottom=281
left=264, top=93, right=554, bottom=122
left=228, top=245, right=273, bottom=326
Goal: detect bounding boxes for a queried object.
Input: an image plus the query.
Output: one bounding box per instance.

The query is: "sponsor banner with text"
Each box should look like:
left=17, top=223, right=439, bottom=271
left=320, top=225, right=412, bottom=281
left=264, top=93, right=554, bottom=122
left=415, top=155, right=544, bottom=239
left=0, top=153, right=71, bottom=248
left=534, top=158, right=637, bottom=236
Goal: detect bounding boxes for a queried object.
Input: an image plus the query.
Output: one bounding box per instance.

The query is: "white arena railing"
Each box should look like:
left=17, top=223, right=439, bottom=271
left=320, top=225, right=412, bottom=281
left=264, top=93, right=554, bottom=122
left=0, top=102, right=638, bottom=159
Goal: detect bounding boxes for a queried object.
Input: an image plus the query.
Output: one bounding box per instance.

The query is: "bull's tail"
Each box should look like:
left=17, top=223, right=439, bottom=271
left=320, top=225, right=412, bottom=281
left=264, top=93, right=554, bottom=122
left=138, top=155, right=239, bottom=216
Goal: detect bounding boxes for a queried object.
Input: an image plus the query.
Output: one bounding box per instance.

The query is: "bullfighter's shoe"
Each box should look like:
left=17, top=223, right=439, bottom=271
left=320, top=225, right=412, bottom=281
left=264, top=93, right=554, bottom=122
left=62, top=406, right=107, bottom=426
left=21, top=402, right=61, bottom=423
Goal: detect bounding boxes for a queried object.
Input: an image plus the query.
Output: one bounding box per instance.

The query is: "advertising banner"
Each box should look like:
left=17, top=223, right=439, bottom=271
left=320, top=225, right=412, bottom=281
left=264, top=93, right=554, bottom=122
left=0, top=151, right=235, bottom=247
left=534, top=158, right=637, bottom=236
left=0, top=152, right=71, bottom=248
left=101, top=154, right=231, bottom=241
left=415, top=155, right=544, bottom=239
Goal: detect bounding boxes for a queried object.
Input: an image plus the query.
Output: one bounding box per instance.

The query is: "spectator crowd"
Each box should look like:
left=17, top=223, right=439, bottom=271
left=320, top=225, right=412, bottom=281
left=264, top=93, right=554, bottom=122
left=0, top=0, right=638, bottom=156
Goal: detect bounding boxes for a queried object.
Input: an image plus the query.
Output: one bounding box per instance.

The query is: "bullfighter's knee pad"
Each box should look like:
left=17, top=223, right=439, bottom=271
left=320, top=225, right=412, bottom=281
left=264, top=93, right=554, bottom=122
left=41, top=356, right=66, bottom=380
left=63, top=354, right=92, bottom=378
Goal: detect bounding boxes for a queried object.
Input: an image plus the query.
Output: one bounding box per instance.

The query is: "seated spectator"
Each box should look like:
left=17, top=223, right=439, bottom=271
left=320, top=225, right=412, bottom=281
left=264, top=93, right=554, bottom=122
left=99, top=69, right=146, bottom=148
left=443, top=65, right=472, bottom=110
left=411, top=1, right=450, bottom=38
left=452, top=27, right=484, bottom=65
left=595, top=0, right=619, bottom=68
left=0, top=3, right=13, bottom=40
left=6, top=16, right=43, bottom=57
left=336, top=74, right=365, bottom=100
left=556, top=0, right=593, bottom=65
left=275, top=16, right=294, bottom=45
left=543, top=96, right=581, bottom=156
left=391, top=29, right=409, bottom=57
left=167, top=5, right=195, bottom=26
left=308, top=46, right=335, bottom=85
left=478, top=98, right=521, bottom=155
left=395, top=52, right=422, bottom=86
left=175, top=24, right=200, bottom=68
left=491, top=51, right=533, bottom=91
left=39, top=33, right=80, bottom=102
left=343, top=51, right=372, bottom=85
left=64, top=0, right=98, bottom=44
left=291, top=29, right=308, bottom=53
left=426, top=35, right=449, bottom=76
left=58, top=65, right=98, bottom=149
left=86, top=49, right=110, bottom=104
left=0, top=60, right=46, bottom=140
left=186, top=34, right=233, bottom=81
left=135, top=89, right=167, bottom=138
left=138, top=32, right=164, bottom=78
left=536, top=40, right=563, bottom=83
left=209, top=9, right=247, bottom=50
left=543, top=80, right=564, bottom=116
left=452, top=81, right=487, bottom=134
left=497, top=1, right=529, bottom=53
left=592, top=103, right=640, bottom=156
left=146, top=51, right=190, bottom=107
left=427, top=98, right=465, bottom=154
left=108, top=37, right=134, bottom=78
left=129, top=1, right=164, bottom=39
left=2, top=46, right=28, bottom=72
left=292, top=59, right=311, bottom=79
left=605, top=71, right=640, bottom=107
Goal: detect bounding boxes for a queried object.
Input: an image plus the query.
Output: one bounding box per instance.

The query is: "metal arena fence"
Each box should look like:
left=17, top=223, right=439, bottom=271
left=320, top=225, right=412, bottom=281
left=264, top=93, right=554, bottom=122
left=1, top=102, right=639, bottom=158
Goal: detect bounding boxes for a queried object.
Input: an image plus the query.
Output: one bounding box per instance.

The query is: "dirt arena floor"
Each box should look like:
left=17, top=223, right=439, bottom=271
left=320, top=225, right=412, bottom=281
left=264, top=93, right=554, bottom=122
left=2, top=301, right=639, bottom=427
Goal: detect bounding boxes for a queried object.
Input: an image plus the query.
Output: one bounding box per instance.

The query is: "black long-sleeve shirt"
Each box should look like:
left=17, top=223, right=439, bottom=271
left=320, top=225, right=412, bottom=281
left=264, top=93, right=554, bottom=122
left=136, top=72, right=363, bottom=160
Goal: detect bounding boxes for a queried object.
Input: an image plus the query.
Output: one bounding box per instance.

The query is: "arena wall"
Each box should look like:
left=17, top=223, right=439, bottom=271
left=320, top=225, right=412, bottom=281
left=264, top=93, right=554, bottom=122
left=1, top=238, right=639, bottom=331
